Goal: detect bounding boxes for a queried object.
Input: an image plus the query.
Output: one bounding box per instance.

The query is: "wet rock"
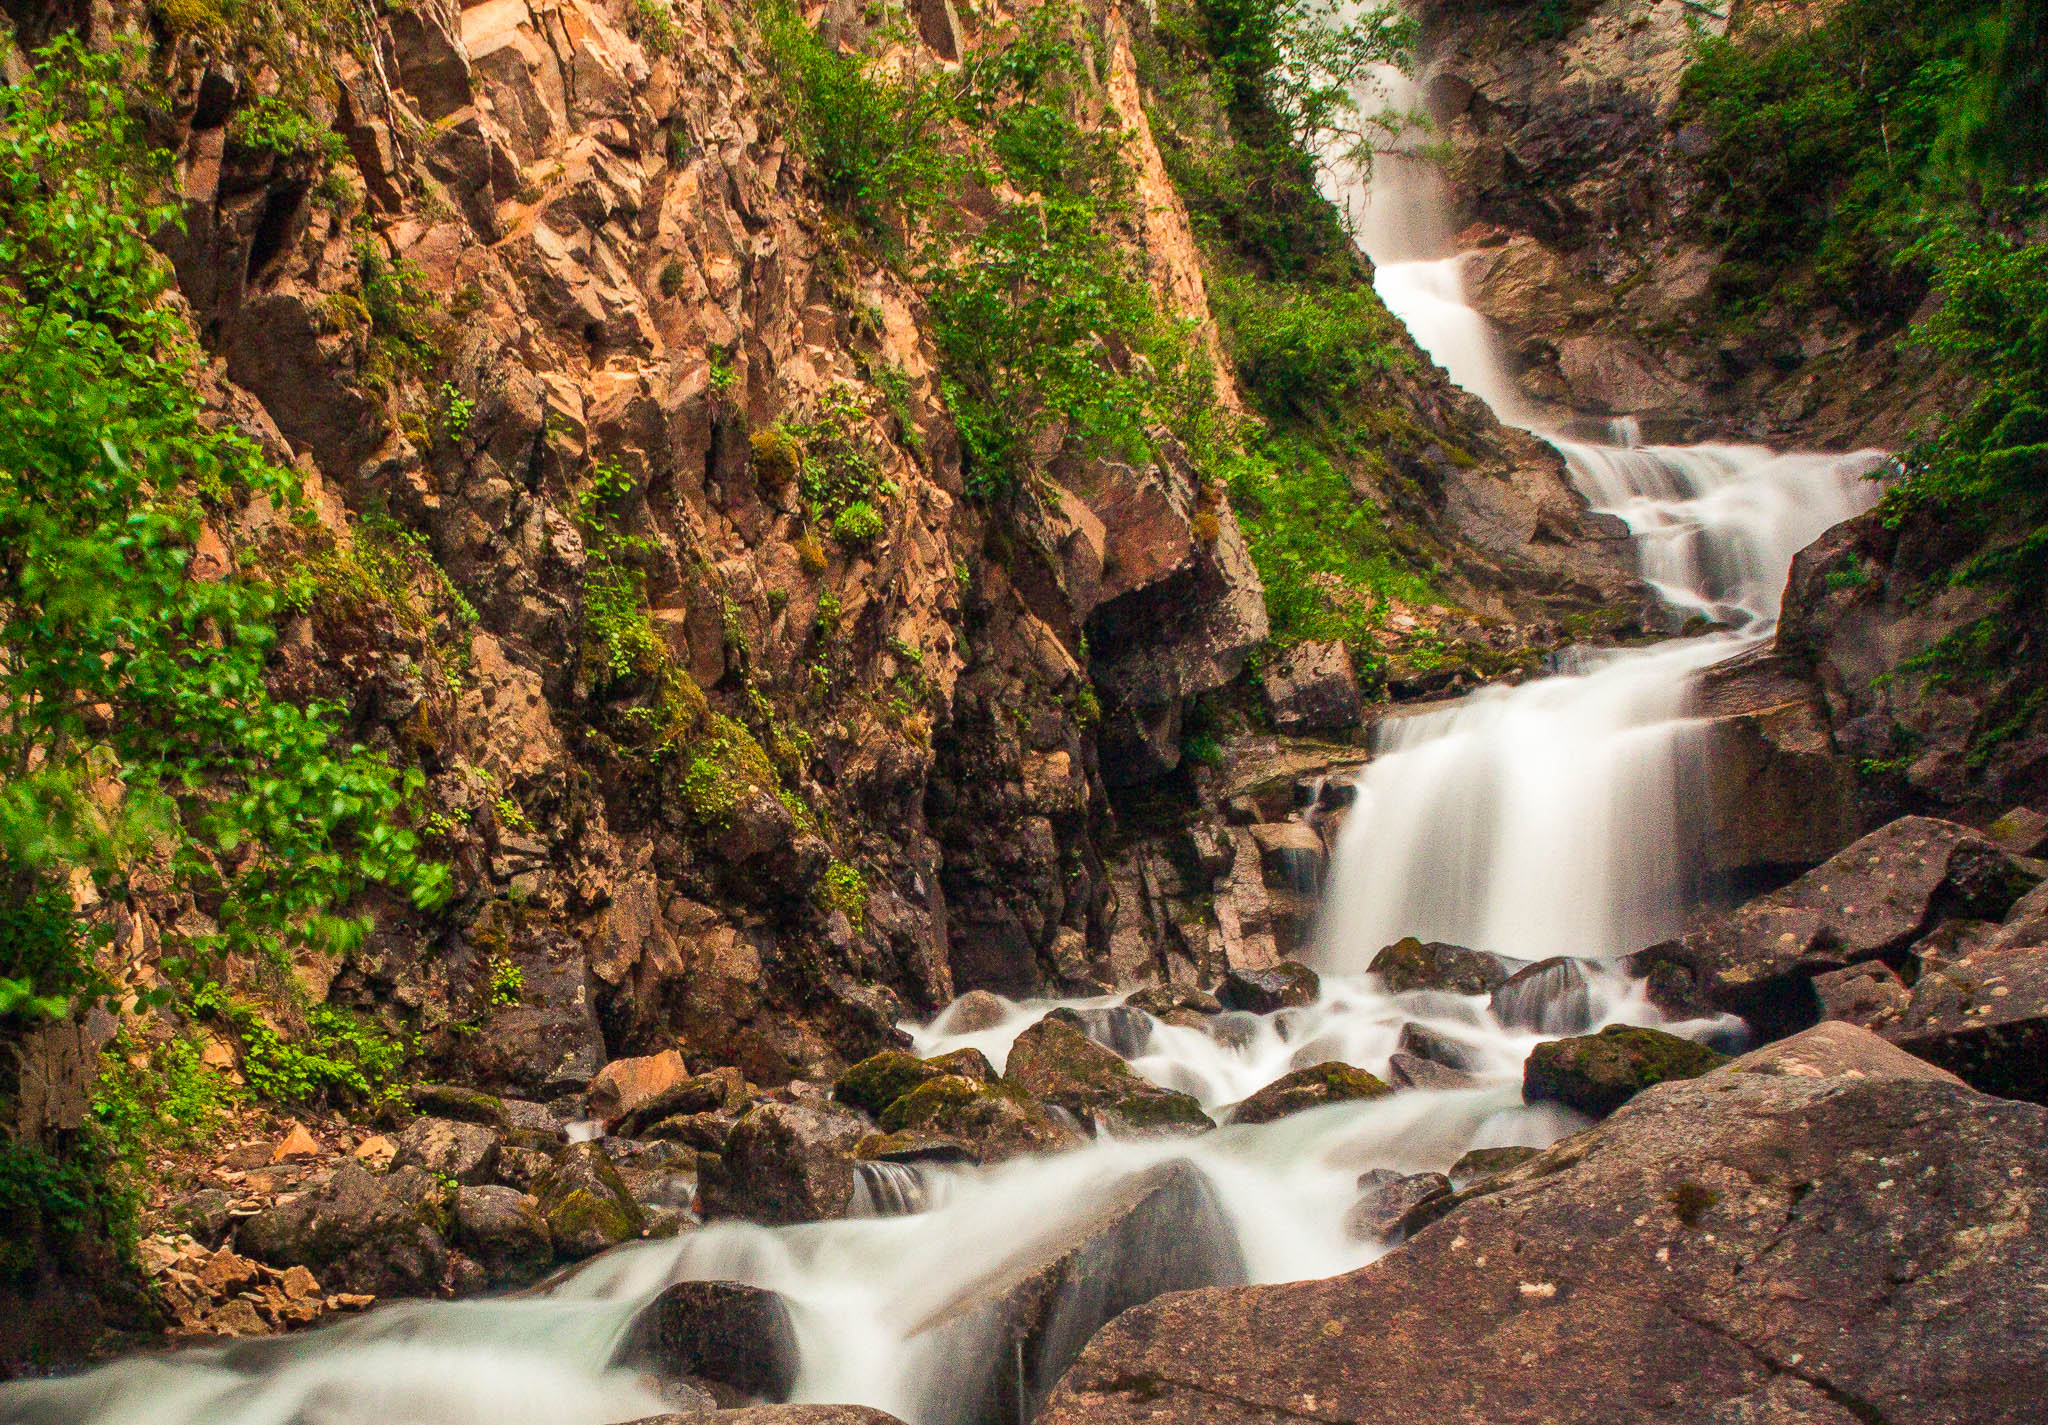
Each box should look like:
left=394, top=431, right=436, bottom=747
left=937, top=989, right=1011, bottom=1034
left=1217, top=961, right=1321, bottom=1014
left=1812, top=959, right=1910, bottom=1032
left=616, top=1067, right=752, bottom=1138
left=1259, top=640, right=1362, bottom=732
left=856, top=1130, right=980, bottom=1165
left=1123, top=985, right=1220, bottom=1018
left=877, top=1075, right=1083, bottom=1163
left=407, top=1084, right=506, bottom=1127
left=1524, top=1024, right=1727, bottom=1119
left=642, top=1110, right=744, bottom=1154
left=833, top=1050, right=946, bottom=1117
left=1387, top=1053, right=1476, bottom=1090
left=452, top=1185, right=553, bottom=1284
left=1246, top=822, right=1326, bottom=896
left=1004, top=1010, right=1214, bottom=1138
left=1345, top=1169, right=1451, bottom=1243
left=934, top=1160, right=1247, bottom=1425
left=1989, top=805, right=2048, bottom=857
left=698, top=1101, right=868, bottom=1225
left=236, top=1161, right=451, bottom=1298
left=1447, top=1146, right=1540, bottom=1183
left=536, top=1142, right=645, bottom=1257
left=1368, top=938, right=1508, bottom=996
left=1489, top=957, right=1595, bottom=1035
left=1040, top=1035, right=2048, bottom=1425
left=1889, top=944, right=2048, bottom=1103
left=1228, top=1062, right=1392, bottom=1126
left=390, top=1116, right=500, bottom=1186
left=1631, top=816, right=2044, bottom=1037
left=1063, top=1005, right=1153, bottom=1058
left=612, top=1280, right=800, bottom=1402
left=1395, top=1022, right=1477, bottom=1072
left=589, top=1050, right=691, bottom=1125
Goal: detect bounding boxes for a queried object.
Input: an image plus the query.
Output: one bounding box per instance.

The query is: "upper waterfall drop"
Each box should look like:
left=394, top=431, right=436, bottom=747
left=1307, top=49, right=1887, bottom=969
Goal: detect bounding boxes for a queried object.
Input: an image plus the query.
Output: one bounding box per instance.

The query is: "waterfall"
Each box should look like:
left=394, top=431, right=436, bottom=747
left=0, top=27, right=1891, bottom=1425
left=1308, top=56, right=1886, bottom=969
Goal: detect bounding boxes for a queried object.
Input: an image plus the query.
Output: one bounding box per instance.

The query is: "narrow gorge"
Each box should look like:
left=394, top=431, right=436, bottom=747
left=2, top=1, right=2046, bottom=1424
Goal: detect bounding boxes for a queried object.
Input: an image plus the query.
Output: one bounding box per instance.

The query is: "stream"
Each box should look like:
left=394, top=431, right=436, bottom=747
left=0, top=38, right=1889, bottom=1425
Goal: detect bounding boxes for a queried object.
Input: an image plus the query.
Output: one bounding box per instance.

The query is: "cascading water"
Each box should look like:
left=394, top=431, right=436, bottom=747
left=2, top=27, right=1892, bottom=1425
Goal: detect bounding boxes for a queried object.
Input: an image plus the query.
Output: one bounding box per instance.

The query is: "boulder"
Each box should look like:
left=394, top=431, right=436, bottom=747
left=1216, top=961, right=1321, bottom=1014
left=1812, top=959, right=1910, bottom=1032
left=536, top=1142, right=645, bottom=1258
left=452, top=1185, right=553, bottom=1283
left=876, top=1075, right=1081, bottom=1163
left=1523, top=1025, right=1728, bottom=1118
left=916, top=1161, right=1246, bottom=1425
left=1345, top=1168, right=1451, bottom=1243
left=1717, top=1019, right=1964, bottom=1085
left=236, top=1161, right=450, bottom=1298
left=1040, top=1041, right=2048, bottom=1425
left=1227, top=1062, right=1392, bottom=1125
left=391, top=1116, right=500, bottom=1186
left=616, top=1067, right=751, bottom=1138
left=1989, top=805, right=2048, bottom=857
left=1368, top=938, right=1508, bottom=996
left=407, top=1084, right=506, bottom=1127
left=1004, top=1011, right=1214, bottom=1137
left=1061, top=1005, right=1153, bottom=1059
left=1631, top=816, right=2044, bottom=1037
left=698, top=1101, right=868, bottom=1224
left=1395, top=1021, right=1477, bottom=1071
left=936, top=989, right=1012, bottom=1034
left=1888, top=944, right=2048, bottom=1103
left=1489, top=957, right=1594, bottom=1035
left=1447, top=1145, right=1540, bottom=1182
left=1246, top=822, right=1326, bottom=896
left=589, top=1050, right=691, bottom=1125
left=833, top=1051, right=947, bottom=1117
left=1259, top=640, right=1362, bottom=732
left=1387, top=1053, right=1476, bottom=1090
left=611, top=1280, right=800, bottom=1401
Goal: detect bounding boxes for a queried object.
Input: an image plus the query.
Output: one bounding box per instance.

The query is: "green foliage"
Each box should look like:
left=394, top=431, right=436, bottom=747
left=0, top=41, right=449, bottom=1029
left=1679, top=0, right=2003, bottom=316
left=760, top=0, right=962, bottom=241
left=439, top=382, right=475, bottom=440
left=355, top=240, right=444, bottom=376
left=486, top=955, right=524, bottom=1008
left=0, top=1138, right=121, bottom=1280
left=277, top=511, right=478, bottom=636
left=228, top=93, right=346, bottom=163
left=1225, top=434, right=1430, bottom=648
left=818, top=859, right=868, bottom=930
left=831, top=500, right=885, bottom=544
left=1210, top=275, right=1405, bottom=422
left=631, top=0, right=683, bottom=56
left=192, top=983, right=407, bottom=1107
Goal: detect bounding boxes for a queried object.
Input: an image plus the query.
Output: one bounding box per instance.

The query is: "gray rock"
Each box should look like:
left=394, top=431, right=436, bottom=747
left=236, top=1161, right=450, bottom=1298
left=1889, top=943, right=2048, bottom=1103
left=1040, top=1027, right=2048, bottom=1425
left=536, top=1142, right=645, bottom=1257
left=453, top=1185, right=552, bottom=1283
left=1217, top=961, right=1321, bottom=1014
left=391, top=1116, right=501, bottom=1186
left=1368, top=938, right=1508, bottom=996
left=698, top=1101, right=868, bottom=1224
left=1260, top=640, right=1362, bottom=732
left=612, top=1280, right=800, bottom=1401
left=1447, top=1145, right=1540, bottom=1183
left=1345, top=1169, right=1452, bottom=1243
left=1523, top=1024, right=1728, bottom=1119
left=1387, top=1053, right=1476, bottom=1090
left=1004, top=1010, right=1214, bottom=1139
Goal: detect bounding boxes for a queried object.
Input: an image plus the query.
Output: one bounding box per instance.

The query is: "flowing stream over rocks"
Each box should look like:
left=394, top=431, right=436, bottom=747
left=1, top=36, right=1893, bottom=1425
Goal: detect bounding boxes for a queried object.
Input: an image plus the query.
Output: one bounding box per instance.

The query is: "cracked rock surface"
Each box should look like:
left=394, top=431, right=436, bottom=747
left=1037, top=1023, right=2048, bottom=1425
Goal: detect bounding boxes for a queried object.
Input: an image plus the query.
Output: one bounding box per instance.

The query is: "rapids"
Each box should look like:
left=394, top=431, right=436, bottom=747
left=0, top=29, right=1891, bottom=1425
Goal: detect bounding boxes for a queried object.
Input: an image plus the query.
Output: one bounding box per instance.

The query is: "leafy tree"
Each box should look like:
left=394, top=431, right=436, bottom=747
left=0, top=40, right=449, bottom=1032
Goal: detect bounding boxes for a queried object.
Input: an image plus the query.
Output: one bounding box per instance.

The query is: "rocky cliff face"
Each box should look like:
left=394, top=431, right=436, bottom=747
left=0, top=0, right=1644, bottom=1141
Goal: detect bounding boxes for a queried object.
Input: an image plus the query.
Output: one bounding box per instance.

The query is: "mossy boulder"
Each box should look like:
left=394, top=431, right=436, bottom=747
left=1005, top=1010, right=1215, bottom=1138
left=1449, top=1145, right=1542, bottom=1183
left=1228, top=1062, right=1393, bottom=1126
left=697, top=1101, right=868, bottom=1224
left=1524, top=1024, right=1730, bottom=1118
left=408, top=1083, right=506, bottom=1127
left=535, top=1142, right=645, bottom=1258
left=877, top=1074, right=1081, bottom=1163
left=1369, top=937, right=1509, bottom=996
left=835, top=1050, right=947, bottom=1117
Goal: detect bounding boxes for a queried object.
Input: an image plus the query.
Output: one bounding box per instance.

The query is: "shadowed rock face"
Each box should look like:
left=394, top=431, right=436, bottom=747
left=1040, top=1031, right=2048, bottom=1425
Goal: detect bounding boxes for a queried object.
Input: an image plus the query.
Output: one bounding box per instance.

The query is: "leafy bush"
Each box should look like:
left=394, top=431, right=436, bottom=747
left=1211, top=275, right=1405, bottom=422
left=0, top=40, right=450, bottom=1026
left=228, top=93, right=346, bottom=162
left=193, top=984, right=408, bottom=1106
left=831, top=500, right=885, bottom=544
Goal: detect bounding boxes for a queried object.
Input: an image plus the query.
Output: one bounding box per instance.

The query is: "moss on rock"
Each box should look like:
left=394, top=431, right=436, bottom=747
left=1524, top=1025, right=1729, bottom=1119
left=1228, top=1061, right=1392, bottom=1126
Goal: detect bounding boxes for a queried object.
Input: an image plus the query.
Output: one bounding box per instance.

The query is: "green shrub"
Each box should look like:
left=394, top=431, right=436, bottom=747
left=818, top=859, right=868, bottom=929
left=228, top=93, right=347, bottom=163
left=1211, top=275, right=1405, bottom=422
left=831, top=500, right=885, bottom=544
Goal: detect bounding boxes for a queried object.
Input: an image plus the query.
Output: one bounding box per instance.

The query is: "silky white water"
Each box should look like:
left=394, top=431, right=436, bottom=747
left=2, top=28, right=1893, bottom=1425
